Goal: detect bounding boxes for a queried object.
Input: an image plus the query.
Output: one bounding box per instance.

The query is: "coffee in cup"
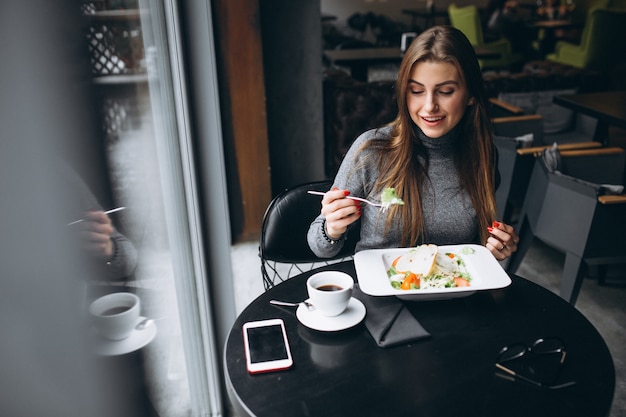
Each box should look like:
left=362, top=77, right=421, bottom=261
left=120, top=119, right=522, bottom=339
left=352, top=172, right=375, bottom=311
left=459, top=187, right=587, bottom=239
left=306, top=271, right=354, bottom=317
left=89, top=292, right=140, bottom=340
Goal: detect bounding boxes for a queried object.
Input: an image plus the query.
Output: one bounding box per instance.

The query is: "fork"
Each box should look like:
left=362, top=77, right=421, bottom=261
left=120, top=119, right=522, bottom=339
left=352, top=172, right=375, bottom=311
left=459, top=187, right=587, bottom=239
left=307, top=190, right=383, bottom=208
left=66, top=206, right=126, bottom=226
left=270, top=299, right=316, bottom=311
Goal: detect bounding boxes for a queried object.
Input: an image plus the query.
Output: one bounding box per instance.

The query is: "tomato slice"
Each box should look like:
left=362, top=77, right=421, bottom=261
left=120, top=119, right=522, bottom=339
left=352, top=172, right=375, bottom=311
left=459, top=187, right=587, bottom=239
left=401, top=273, right=420, bottom=290
left=454, top=277, right=470, bottom=287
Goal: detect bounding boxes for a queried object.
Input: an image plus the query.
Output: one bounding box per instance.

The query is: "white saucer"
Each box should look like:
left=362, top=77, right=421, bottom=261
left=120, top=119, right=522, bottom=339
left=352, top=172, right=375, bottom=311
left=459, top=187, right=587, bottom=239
left=296, top=298, right=366, bottom=332
left=93, top=316, right=157, bottom=356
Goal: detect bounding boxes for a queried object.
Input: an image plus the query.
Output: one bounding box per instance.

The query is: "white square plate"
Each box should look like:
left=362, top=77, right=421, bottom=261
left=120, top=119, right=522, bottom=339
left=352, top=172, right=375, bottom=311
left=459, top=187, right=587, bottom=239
left=354, top=244, right=511, bottom=301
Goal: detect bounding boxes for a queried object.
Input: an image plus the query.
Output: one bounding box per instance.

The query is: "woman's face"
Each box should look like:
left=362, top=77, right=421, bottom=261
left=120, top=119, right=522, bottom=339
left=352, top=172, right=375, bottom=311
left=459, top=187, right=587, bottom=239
left=406, top=60, right=472, bottom=138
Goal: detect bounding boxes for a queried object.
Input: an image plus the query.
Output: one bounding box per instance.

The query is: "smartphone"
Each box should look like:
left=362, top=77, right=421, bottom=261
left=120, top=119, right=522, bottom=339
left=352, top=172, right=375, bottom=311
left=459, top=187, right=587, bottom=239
left=243, top=318, right=293, bottom=374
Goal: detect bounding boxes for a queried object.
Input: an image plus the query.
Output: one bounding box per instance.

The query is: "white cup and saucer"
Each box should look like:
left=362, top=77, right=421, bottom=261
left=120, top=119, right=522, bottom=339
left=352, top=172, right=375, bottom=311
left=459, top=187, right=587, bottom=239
left=89, top=292, right=157, bottom=356
left=296, top=271, right=366, bottom=332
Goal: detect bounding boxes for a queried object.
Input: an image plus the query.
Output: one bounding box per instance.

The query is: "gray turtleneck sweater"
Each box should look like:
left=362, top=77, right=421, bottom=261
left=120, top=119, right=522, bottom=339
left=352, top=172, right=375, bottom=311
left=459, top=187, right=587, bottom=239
left=307, top=125, right=479, bottom=258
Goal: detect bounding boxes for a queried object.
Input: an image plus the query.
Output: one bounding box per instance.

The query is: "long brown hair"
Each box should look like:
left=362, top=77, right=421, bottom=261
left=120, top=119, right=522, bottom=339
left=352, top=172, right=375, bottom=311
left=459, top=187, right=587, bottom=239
left=364, top=26, right=497, bottom=245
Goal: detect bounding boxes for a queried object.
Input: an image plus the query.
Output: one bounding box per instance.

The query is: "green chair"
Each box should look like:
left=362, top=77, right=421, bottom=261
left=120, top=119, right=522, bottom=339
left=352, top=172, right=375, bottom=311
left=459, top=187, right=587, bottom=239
left=448, top=4, right=523, bottom=70
left=570, top=0, right=610, bottom=26
left=532, top=0, right=609, bottom=55
left=547, top=7, right=626, bottom=70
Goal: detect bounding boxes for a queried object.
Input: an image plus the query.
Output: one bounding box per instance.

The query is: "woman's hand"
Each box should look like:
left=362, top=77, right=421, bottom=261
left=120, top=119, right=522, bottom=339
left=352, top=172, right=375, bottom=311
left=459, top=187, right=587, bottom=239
left=79, top=210, right=115, bottom=260
left=320, top=188, right=362, bottom=239
left=486, top=221, right=518, bottom=261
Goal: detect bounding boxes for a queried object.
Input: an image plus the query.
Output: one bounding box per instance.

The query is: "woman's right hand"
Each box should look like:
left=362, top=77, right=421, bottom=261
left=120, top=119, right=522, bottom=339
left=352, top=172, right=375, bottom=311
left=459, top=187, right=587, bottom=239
left=78, top=210, right=115, bottom=260
left=320, top=188, right=362, bottom=239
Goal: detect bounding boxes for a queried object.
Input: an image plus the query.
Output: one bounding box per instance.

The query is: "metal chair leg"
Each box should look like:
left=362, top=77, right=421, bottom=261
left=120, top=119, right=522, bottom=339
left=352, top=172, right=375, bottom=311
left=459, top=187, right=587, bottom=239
left=560, top=252, right=586, bottom=305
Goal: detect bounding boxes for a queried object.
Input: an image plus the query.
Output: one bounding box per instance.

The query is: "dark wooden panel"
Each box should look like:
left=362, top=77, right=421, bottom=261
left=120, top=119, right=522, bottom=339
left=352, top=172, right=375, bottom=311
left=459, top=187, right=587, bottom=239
left=213, top=0, right=271, bottom=242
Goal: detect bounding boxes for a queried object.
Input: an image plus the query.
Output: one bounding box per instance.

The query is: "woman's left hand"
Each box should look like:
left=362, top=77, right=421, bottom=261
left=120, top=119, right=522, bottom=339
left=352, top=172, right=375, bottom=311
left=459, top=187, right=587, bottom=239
left=486, top=221, right=518, bottom=261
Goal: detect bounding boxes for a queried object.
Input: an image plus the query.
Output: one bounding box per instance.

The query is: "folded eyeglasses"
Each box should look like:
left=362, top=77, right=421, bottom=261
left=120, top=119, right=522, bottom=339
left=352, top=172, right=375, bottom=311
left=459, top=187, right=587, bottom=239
left=496, top=337, right=576, bottom=390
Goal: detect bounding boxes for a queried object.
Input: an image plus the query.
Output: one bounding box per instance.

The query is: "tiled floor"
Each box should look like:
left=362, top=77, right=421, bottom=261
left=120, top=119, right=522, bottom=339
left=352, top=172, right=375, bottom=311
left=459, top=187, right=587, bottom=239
left=231, top=237, right=626, bottom=416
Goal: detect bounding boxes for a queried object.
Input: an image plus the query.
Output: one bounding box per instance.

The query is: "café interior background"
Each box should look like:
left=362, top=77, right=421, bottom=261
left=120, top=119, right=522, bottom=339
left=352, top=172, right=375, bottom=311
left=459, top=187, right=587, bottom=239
left=1, top=0, right=624, bottom=417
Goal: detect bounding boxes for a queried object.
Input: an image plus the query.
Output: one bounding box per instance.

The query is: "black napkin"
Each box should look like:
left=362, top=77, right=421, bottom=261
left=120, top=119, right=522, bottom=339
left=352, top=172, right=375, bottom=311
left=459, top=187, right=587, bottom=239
left=353, top=285, right=430, bottom=348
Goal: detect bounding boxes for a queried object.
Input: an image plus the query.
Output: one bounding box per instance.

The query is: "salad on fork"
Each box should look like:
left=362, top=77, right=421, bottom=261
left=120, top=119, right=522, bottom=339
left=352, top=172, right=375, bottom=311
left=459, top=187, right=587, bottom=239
left=308, top=187, right=404, bottom=213
left=380, top=187, right=404, bottom=212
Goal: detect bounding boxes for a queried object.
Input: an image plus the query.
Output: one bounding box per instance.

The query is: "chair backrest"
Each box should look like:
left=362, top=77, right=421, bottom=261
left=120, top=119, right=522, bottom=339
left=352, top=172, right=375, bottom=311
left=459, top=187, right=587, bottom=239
left=528, top=147, right=625, bottom=242
left=508, top=144, right=626, bottom=303
left=559, top=147, right=626, bottom=184
left=492, top=114, right=544, bottom=222
left=512, top=146, right=623, bottom=248
left=570, top=0, right=610, bottom=25
left=579, top=7, right=626, bottom=69
left=492, top=111, right=606, bottom=224
left=497, top=89, right=581, bottom=139
left=259, top=180, right=359, bottom=290
left=448, top=4, right=484, bottom=46
left=493, top=114, right=544, bottom=143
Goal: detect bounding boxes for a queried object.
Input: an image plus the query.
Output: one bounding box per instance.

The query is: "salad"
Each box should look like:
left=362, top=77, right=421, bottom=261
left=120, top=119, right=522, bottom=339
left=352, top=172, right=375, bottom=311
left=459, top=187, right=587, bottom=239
left=380, top=187, right=405, bottom=212
left=387, top=244, right=473, bottom=290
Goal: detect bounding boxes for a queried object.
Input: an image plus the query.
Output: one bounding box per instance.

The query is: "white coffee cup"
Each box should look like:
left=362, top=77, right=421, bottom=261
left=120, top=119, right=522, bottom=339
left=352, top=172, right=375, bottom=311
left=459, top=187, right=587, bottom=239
left=89, top=292, right=140, bottom=340
left=307, top=271, right=354, bottom=317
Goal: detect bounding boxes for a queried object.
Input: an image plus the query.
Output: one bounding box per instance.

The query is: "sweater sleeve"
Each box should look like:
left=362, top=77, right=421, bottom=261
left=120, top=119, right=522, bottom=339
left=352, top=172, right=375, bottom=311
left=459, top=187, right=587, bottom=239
left=104, top=231, right=139, bottom=280
left=307, top=216, right=344, bottom=258
left=307, top=129, right=384, bottom=258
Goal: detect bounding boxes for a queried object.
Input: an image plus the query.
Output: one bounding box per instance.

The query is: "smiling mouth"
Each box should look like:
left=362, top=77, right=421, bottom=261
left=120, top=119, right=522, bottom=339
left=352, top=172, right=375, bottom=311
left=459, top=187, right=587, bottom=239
left=422, top=116, right=444, bottom=122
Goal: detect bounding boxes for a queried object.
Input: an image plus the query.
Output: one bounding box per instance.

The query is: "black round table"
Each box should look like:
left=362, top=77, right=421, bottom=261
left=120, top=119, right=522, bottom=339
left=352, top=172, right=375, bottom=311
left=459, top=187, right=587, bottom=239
left=224, top=262, right=614, bottom=417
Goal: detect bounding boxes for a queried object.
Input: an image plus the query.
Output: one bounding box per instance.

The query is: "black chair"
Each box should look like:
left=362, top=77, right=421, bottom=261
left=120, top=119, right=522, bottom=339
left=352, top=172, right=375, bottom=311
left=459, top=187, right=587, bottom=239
left=490, top=98, right=602, bottom=224
left=492, top=110, right=542, bottom=224
left=506, top=146, right=626, bottom=305
left=493, top=139, right=603, bottom=225
left=259, top=180, right=359, bottom=290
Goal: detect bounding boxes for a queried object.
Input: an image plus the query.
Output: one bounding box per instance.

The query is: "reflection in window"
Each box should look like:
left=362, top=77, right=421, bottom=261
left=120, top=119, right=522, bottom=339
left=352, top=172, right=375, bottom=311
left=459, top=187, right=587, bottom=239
left=83, top=0, right=229, bottom=415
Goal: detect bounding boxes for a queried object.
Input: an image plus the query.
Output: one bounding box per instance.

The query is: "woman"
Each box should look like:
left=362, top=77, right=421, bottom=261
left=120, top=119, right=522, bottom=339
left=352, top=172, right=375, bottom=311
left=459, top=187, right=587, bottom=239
left=307, top=25, right=518, bottom=261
